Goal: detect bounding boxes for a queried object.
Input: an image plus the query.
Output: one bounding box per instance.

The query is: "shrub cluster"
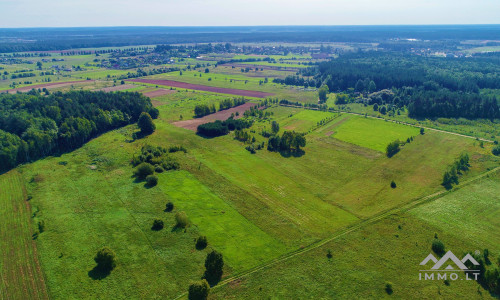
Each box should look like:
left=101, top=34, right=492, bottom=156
left=463, top=249, right=500, bottom=294
left=132, top=145, right=180, bottom=172
left=441, top=153, right=469, bottom=189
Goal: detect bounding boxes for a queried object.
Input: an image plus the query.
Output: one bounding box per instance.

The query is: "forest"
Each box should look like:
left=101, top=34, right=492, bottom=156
left=0, top=90, right=157, bottom=172
left=275, top=52, right=500, bottom=119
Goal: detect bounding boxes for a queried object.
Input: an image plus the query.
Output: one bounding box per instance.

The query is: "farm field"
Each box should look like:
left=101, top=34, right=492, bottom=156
left=1, top=38, right=499, bottom=300
left=127, top=78, right=274, bottom=98
left=0, top=171, right=48, bottom=300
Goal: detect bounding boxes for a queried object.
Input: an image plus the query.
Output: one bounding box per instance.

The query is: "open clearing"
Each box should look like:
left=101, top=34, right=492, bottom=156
left=127, top=78, right=274, bottom=98
left=172, top=102, right=257, bottom=131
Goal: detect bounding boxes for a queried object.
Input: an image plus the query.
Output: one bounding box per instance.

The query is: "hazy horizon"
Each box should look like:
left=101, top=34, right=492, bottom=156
left=1, top=0, right=499, bottom=28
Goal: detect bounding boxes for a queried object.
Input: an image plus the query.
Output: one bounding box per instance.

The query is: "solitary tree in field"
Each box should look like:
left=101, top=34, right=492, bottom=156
left=138, top=112, right=155, bottom=135
left=204, top=250, right=224, bottom=285
left=420, top=128, right=425, bottom=135
left=94, top=247, right=117, bottom=271
left=175, top=211, right=190, bottom=228
left=188, top=279, right=210, bottom=300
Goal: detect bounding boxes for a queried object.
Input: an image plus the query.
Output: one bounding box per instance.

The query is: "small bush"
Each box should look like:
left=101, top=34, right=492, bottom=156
left=385, top=282, right=393, bottom=295
left=432, top=239, right=445, bottom=256
left=38, top=220, right=45, bottom=233
left=188, top=279, right=210, bottom=300
left=94, top=247, right=117, bottom=271
left=155, top=165, right=164, bottom=173
left=175, top=211, right=190, bottom=228
left=146, top=175, right=158, bottom=187
left=152, top=219, right=164, bottom=231
left=492, top=146, right=500, bottom=156
left=386, top=140, right=400, bottom=158
left=196, top=236, right=208, bottom=250
left=134, top=163, right=154, bottom=180
left=165, top=202, right=174, bottom=212
left=390, top=181, right=397, bottom=188
left=444, top=279, right=450, bottom=286
left=326, top=250, right=332, bottom=259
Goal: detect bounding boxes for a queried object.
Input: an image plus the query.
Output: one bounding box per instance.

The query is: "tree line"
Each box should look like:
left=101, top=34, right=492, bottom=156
left=194, top=98, right=246, bottom=118
left=197, top=118, right=252, bottom=137
left=0, top=90, right=157, bottom=172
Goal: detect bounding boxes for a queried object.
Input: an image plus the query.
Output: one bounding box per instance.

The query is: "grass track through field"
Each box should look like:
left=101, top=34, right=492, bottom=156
left=0, top=171, right=49, bottom=300
left=174, top=165, right=500, bottom=299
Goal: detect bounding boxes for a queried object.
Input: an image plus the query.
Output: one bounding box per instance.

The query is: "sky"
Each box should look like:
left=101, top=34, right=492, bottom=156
left=1, top=0, right=499, bottom=28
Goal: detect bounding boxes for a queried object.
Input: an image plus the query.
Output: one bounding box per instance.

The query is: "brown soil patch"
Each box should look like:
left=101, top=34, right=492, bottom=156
left=5, top=81, right=93, bottom=94
left=325, top=131, right=334, bottom=136
left=228, top=63, right=300, bottom=71
left=151, top=100, right=166, bottom=107
left=173, top=102, right=257, bottom=131
left=142, top=89, right=176, bottom=98
left=127, top=79, right=273, bottom=98
left=98, top=84, right=135, bottom=92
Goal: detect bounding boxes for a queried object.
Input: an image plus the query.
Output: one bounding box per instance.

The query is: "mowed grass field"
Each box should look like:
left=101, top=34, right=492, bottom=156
left=1, top=89, right=499, bottom=299
left=212, top=171, right=500, bottom=299
left=328, top=115, right=420, bottom=152
left=0, top=171, right=48, bottom=300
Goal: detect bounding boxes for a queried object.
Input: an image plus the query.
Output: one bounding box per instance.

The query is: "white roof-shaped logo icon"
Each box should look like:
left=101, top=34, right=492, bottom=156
left=420, top=251, right=479, bottom=270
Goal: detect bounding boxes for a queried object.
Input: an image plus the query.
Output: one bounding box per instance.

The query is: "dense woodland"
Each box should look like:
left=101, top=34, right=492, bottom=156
left=0, top=90, right=157, bottom=172
left=276, top=52, right=500, bottom=119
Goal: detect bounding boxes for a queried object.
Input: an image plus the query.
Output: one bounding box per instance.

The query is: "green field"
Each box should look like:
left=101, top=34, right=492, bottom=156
left=1, top=46, right=500, bottom=300
left=328, top=115, right=420, bottom=152
left=213, top=171, right=500, bottom=299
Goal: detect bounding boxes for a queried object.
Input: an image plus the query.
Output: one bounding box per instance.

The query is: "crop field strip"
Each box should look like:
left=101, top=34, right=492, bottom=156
left=127, top=78, right=274, bottom=98
left=0, top=171, right=49, bottom=300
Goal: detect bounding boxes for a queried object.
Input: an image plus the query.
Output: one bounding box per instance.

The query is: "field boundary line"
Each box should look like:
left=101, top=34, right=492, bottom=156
left=170, top=166, right=500, bottom=299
